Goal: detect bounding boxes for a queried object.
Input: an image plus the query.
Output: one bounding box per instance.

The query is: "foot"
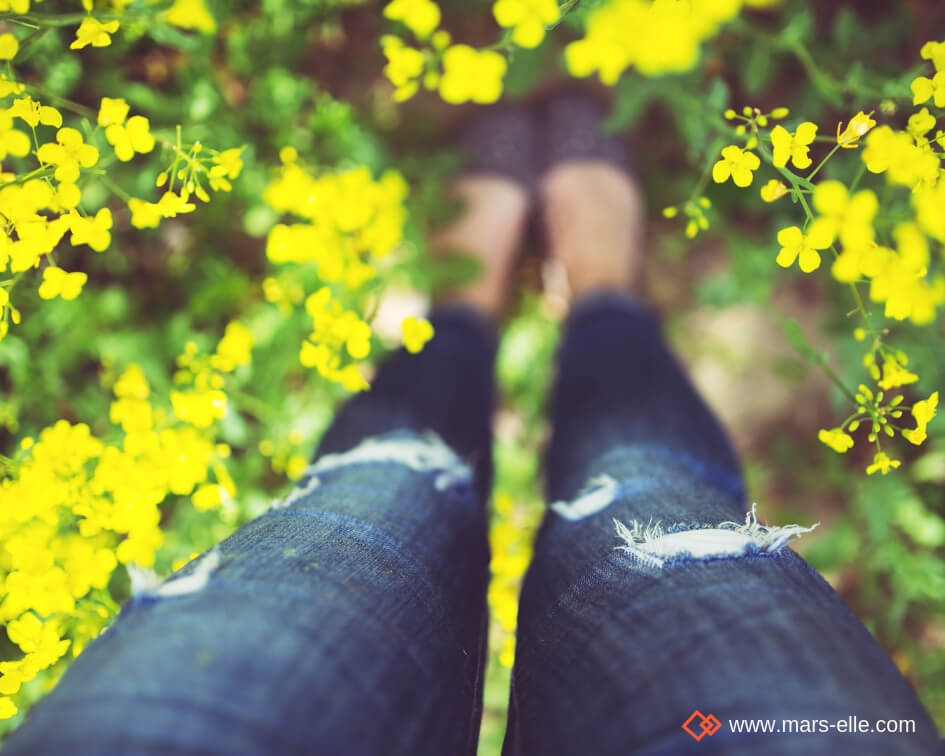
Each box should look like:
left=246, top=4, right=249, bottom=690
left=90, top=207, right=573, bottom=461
left=433, top=176, right=530, bottom=317
left=538, top=93, right=645, bottom=300
left=540, top=160, right=645, bottom=299
left=433, top=105, right=536, bottom=318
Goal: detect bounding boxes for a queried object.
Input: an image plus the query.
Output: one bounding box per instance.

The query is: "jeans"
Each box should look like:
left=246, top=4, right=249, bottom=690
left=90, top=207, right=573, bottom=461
left=3, top=296, right=940, bottom=755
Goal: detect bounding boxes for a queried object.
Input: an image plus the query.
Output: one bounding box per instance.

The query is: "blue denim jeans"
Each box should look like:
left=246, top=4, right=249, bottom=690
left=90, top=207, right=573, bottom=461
left=3, top=296, right=940, bottom=755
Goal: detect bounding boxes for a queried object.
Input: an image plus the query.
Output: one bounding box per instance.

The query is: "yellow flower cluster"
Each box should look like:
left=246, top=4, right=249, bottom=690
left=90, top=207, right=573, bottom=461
left=661, top=196, right=712, bottom=238
left=258, top=431, right=309, bottom=481
left=567, top=0, right=745, bottom=83
left=487, top=491, right=540, bottom=668
left=0, top=68, right=242, bottom=339
left=401, top=315, right=434, bottom=354
left=0, top=0, right=244, bottom=342
left=0, top=325, right=252, bottom=719
left=163, top=0, right=218, bottom=34
left=298, top=287, right=372, bottom=392
left=382, top=0, right=753, bottom=105
left=380, top=1, right=507, bottom=104
left=706, top=41, right=945, bottom=474
left=493, top=0, right=560, bottom=49
left=263, top=153, right=419, bottom=390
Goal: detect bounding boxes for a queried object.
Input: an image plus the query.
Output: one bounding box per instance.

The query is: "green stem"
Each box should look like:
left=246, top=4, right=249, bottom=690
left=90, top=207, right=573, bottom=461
left=11, top=24, right=50, bottom=58
left=848, top=281, right=879, bottom=341
left=230, top=390, right=275, bottom=423
left=690, top=135, right=725, bottom=202
left=3, top=12, right=125, bottom=26
left=96, top=172, right=131, bottom=202
left=840, top=410, right=865, bottom=430
left=546, top=0, right=581, bottom=31
left=806, top=143, right=840, bottom=182
left=6, top=164, right=53, bottom=186
left=22, top=83, right=96, bottom=120
left=847, top=159, right=867, bottom=192
left=817, top=354, right=860, bottom=404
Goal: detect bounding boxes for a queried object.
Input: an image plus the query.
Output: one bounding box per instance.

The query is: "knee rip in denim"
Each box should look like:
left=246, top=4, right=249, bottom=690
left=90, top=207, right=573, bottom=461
left=271, top=431, right=473, bottom=510
left=127, top=549, right=221, bottom=604
left=612, top=504, right=818, bottom=568
left=551, top=476, right=817, bottom=568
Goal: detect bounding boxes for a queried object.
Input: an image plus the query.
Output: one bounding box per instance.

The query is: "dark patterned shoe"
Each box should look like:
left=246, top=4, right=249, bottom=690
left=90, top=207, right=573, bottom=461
left=455, top=103, right=539, bottom=194
left=540, top=91, right=633, bottom=177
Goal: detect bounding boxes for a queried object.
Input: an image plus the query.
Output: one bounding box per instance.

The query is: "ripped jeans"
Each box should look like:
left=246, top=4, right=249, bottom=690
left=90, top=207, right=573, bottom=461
left=3, top=296, right=940, bottom=755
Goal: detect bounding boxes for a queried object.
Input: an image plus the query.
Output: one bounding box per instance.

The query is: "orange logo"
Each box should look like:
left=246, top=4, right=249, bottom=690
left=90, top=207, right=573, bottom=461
left=682, top=710, right=722, bottom=741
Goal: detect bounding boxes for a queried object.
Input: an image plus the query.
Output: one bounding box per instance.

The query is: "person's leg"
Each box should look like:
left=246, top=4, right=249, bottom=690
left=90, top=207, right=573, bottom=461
left=2, top=118, right=534, bottom=755
left=504, top=132, right=941, bottom=752
left=1, top=306, right=494, bottom=756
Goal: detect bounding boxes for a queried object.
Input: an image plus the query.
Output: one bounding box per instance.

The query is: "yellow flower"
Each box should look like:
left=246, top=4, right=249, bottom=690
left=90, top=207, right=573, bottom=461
left=915, top=182, right=945, bottom=243
left=0, top=32, right=19, bottom=60
left=211, top=321, right=253, bottom=371
left=208, top=147, right=244, bottom=192
left=919, top=39, right=945, bottom=71
left=6, top=615, right=69, bottom=667
left=0, top=697, right=17, bottom=719
left=564, top=0, right=741, bottom=82
left=70, top=17, right=120, bottom=50
left=171, top=388, right=227, bottom=428
left=818, top=428, right=854, bottom=453
left=770, top=121, right=817, bottom=169
left=97, top=97, right=130, bottom=127
left=867, top=223, right=942, bottom=324
left=68, top=208, right=113, bottom=252
left=903, top=391, right=938, bottom=446
left=911, top=71, right=945, bottom=107
left=401, top=315, right=434, bottom=353
left=775, top=224, right=831, bottom=273
left=906, top=108, right=935, bottom=141
left=866, top=451, right=900, bottom=476
left=8, top=95, right=62, bottom=129
left=759, top=179, right=787, bottom=202
left=438, top=45, right=506, bottom=105
left=128, top=197, right=162, bottom=229
left=192, top=483, right=224, bottom=511
left=711, top=145, right=760, bottom=188
left=0, top=112, right=30, bottom=161
left=337, top=364, right=368, bottom=392
left=36, top=127, right=99, bottom=184
left=105, top=114, right=155, bottom=162
left=877, top=356, right=918, bottom=390
left=54, top=181, right=81, bottom=211
left=836, top=110, right=875, bottom=148
left=156, top=190, right=196, bottom=218
left=0, top=0, right=29, bottom=15
left=383, top=0, right=440, bottom=39
left=809, top=180, right=877, bottom=251
left=861, top=125, right=938, bottom=188
left=113, top=363, right=150, bottom=398
left=381, top=35, right=425, bottom=102
left=0, top=72, right=24, bottom=98
left=300, top=340, right=333, bottom=371
left=164, top=0, right=217, bottom=34
left=38, top=266, right=87, bottom=301
left=493, top=0, right=560, bottom=49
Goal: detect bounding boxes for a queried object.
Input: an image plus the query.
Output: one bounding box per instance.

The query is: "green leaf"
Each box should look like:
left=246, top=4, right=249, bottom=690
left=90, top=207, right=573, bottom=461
left=779, top=7, right=813, bottom=46
left=832, top=7, right=866, bottom=50
left=605, top=75, right=656, bottom=132
left=780, top=316, right=821, bottom=365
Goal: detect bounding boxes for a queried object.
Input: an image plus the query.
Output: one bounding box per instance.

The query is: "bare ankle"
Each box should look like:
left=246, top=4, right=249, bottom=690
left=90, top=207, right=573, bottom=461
left=540, top=161, right=645, bottom=299
left=433, top=176, right=530, bottom=316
